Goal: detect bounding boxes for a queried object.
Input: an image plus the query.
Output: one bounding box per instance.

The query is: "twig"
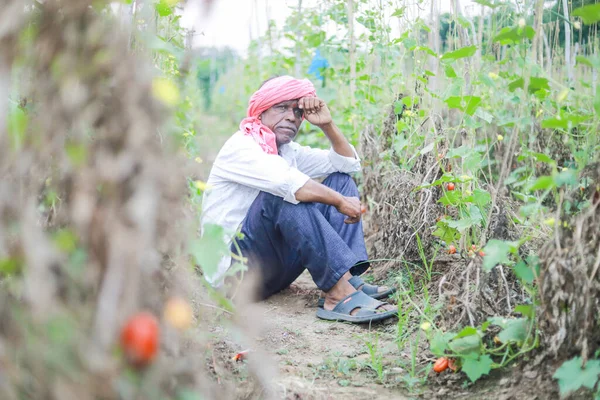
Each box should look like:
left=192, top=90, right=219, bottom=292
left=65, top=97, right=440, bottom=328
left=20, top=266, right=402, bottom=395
left=498, top=265, right=512, bottom=314
left=463, top=262, right=476, bottom=327
left=198, top=302, right=233, bottom=315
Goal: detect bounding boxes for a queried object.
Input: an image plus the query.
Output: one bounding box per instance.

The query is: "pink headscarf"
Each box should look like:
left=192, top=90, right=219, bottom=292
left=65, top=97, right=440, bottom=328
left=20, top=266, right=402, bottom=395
left=240, top=76, right=317, bottom=155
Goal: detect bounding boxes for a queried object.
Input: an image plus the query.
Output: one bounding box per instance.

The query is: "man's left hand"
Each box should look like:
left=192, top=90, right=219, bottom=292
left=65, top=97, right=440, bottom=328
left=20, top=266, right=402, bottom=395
left=298, top=97, right=332, bottom=127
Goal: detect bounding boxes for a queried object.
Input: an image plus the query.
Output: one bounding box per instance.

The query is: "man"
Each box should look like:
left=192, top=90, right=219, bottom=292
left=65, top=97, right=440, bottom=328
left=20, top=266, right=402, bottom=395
left=202, top=76, right=396, bottom=323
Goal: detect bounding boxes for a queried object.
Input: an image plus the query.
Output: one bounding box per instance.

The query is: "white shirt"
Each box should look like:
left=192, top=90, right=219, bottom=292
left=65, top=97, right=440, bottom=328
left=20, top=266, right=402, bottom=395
left=201, top=130, right=362, bottom=285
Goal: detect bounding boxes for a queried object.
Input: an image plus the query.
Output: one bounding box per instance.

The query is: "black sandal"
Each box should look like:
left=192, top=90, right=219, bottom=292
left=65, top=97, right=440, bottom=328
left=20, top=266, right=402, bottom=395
left=316, top=291, right=397, bottom=324
left=317, top=276, right=397, bottom=307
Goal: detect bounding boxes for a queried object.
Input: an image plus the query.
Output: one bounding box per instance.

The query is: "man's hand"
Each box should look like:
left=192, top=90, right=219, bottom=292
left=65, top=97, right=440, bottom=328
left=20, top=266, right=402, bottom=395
left=336, top=196, right=362, bottom=224
left=298, top=97, right=332, bottom=127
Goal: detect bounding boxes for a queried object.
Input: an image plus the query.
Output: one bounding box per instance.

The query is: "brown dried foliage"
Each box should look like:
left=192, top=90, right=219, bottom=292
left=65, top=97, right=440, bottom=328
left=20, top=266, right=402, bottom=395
left=0, top=1, right=266, bottom=399
left=539, top=163, right=600, bottom=361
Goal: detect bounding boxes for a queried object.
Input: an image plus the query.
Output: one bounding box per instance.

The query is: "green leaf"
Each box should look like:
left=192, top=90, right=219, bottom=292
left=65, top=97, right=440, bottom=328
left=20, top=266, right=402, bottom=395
left=53, top=229, right=78, bottom=253
left=308, top=32, right=326, bottom=47
left=454, top=326, right=478, bottom=339
left=473, top=0, right=506, bottom=9
left=528, top=175, right=555, bottom=191
left=572, top=4, right=600, bottom=25
left=553, top=357, right=600, bottom=396
left=514, top=304, right=534, bottom=318
left=189, top=224, right=229, bottom=278
left=493, top=26, right=535, bottom=44
left=65, top=143, right=88, bottom=167
left=554, top=169, right=577, bottom=187
left=449, top=334, right=481, bottom=357
left=447, top=217, right=479, bottom=233
left=7, top=103, right=28, bottom=149
left=446, top=145, right=471, bottom=158
left=444, top=96, right=482, bottom=116
left=474, top=108, right=493, bottom=123
left=531, top=152, right=554, bottom=164
left=467, top=188, right=491, bottom=207
left=514, top=260, right=535, bottom=283
left=441, top=45, right=477, bottom=61
left=528, top=77, right=550, bottom=93
left=444, top=64, right=457, bottom=78
left=482, top=239, right=513, bottom=271
left=155, top=0, right=173, bottom=17
left=432, top=222, right=460, bottom=244
left=393, top=101, right=404, bottom=115
left=412, top=45, right=437, bottom=57
left=0, top=258, right=21, bottom=275
left=438, top=190, right=461, bottom=206
left=498, top=318, right=528, bottom=343
left=462, top=355, right=493, bottom=382
left=508, top=78, right=524, bottom=92
left=576, top=55, right=595, bottom=68
left=419, top=142, right=435, bottom=156
left=430, top=331, right=454, bottom=356
left=391, top=7, right=405, bottom=17
left=541, top=117, right=568, bottom=130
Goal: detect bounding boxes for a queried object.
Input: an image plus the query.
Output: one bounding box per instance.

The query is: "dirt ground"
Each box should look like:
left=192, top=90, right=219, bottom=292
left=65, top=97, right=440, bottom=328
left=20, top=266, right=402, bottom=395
left=212, top=271, right=571, bottom=400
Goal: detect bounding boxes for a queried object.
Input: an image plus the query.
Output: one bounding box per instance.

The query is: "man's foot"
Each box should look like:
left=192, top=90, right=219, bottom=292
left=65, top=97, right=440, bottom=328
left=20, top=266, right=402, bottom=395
left=322, top=273, right=396, bottom=315
left=318, top=273, right=396, bottom=308
left=317, top=286, right=397, bottom=323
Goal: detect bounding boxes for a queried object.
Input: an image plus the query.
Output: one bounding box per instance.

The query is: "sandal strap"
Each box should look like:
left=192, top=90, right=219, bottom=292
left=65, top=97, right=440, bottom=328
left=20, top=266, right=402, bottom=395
left=348, top=275, right=380, bottom=296
left=331, top=290, right=384, bottom=315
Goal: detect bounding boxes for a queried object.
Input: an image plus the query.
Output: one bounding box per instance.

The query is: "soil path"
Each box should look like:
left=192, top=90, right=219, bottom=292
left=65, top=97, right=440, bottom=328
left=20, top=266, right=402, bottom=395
left=256, top=272, right=409, bottom=400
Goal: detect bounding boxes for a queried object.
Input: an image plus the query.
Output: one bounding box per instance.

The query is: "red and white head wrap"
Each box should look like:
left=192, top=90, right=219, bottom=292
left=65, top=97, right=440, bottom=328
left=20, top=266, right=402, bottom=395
left=239, top=76, right=316, bottom=154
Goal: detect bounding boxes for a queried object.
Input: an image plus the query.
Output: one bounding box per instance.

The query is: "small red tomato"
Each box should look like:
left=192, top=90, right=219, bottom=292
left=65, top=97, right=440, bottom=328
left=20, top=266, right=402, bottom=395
left=233, top=349, right=251, bottom=362
left=433, top=357, right=449, bottom=373
left=471, top=244, right=477, bottom=251
left=448, top=245, right=456, bottom=255
left=361, top=204, right=367, bottom=215
left=447, top=182, right=455, bottom=191
left=120, top=312, right=159, bottom=366
left=479, top=250, right=485, bottom=257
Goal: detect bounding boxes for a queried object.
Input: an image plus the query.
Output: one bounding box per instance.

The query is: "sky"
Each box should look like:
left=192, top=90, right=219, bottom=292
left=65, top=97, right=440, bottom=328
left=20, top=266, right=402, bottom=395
left=180, top=0, right=481, bottom=55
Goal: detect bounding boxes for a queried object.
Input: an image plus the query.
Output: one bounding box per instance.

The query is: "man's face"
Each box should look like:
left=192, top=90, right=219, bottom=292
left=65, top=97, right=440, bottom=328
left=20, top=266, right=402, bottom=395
left=260, top=100, right=303, bottom=148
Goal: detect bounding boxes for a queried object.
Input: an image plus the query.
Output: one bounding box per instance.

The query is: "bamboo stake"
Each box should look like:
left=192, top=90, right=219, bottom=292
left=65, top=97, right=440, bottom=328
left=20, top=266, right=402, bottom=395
left=347, top=0, right=356, bottom=106
left=295, top=0, right=302, bottom=78
left=532, top=0, right=545, bottom=65
left=477, top=4, right=484, bottom=68
left=562, top=0, right=573, bottom=84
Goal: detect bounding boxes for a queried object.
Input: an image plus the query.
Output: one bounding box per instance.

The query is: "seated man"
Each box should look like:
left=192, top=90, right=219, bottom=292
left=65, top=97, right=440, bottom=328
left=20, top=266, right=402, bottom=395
left=201, top=76, right=396, bottom=323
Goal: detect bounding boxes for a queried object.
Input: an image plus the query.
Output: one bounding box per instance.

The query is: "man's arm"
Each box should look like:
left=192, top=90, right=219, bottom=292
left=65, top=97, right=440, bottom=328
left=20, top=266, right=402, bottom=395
left=298, top=97, right=355, bottom=158
left=319, top=121, right=354, bottom=158
left=294, top=179, right=361, bottom=224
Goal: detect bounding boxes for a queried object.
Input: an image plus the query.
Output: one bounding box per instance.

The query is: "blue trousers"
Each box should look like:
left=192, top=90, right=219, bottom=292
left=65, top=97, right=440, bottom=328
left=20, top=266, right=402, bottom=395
left=232, top=173, right=370, bottom=299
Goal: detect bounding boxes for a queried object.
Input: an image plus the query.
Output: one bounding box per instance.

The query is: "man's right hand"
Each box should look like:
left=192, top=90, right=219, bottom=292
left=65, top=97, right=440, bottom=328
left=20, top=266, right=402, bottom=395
left=336, top=196, right=361, bottom=224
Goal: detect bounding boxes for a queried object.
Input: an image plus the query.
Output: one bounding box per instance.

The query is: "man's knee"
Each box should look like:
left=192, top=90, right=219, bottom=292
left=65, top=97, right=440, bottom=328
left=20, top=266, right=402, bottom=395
left=257, top=191, right=318, bottom=218
left=323, top=172, right=358, bottom=196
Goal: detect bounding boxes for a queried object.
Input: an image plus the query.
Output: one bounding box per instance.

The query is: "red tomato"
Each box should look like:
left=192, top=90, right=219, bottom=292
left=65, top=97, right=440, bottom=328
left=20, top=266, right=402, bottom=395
left=433, top=357, right=449, bottom=373
left=361, top=204, right=367, bottom=215
left=479, top=250, right=485, bottom=257
left=447, top=182, right=455, bottom=191
left=471, top=244, right=477, bottom=251
left=121, top=312, right=159, bottom=366
left=448, top=245, right=456, bottom=255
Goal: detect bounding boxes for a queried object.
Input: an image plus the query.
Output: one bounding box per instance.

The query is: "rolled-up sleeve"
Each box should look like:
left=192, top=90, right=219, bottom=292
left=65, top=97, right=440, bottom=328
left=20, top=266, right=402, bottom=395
left=327, top=145, right=361, bottom=173
left=291, top=143, right=362, bottom=178
left=211, top=134, right=310, bottom=204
